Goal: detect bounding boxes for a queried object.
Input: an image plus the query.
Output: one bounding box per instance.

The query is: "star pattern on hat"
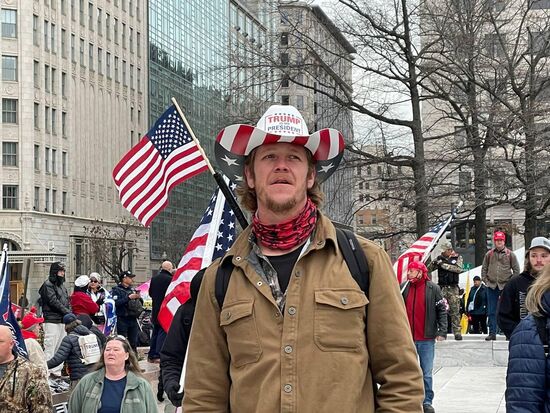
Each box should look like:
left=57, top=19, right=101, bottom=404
left=320, top=163, right=335, bottom=173
left=221, top=155, right=239, bottom=167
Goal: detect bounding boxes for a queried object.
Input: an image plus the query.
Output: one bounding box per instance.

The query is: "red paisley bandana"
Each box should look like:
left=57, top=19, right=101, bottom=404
left=253, top=198, right=317, bottom=250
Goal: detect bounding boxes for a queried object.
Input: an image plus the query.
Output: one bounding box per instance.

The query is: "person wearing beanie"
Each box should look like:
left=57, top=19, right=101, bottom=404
left=20, top=306, right=48, bottom=376
left=76, top=314, right=106, bottom=349
left=38, top=261, right=71, bottom=376
left=47, top=313, right=99, bottom=384
left=481, top=231, right=520, bottom=341
left=401, top=261, right=448, bottom=413
left=498, top=236, right=550, bottom=339
left=465, top=276, right=488, bottom=334
left=71, top=275, right=101, bottom=317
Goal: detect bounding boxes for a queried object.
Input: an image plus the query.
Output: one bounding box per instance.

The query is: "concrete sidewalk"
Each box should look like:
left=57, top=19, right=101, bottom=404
left=433, top=366, right=507, bottom=413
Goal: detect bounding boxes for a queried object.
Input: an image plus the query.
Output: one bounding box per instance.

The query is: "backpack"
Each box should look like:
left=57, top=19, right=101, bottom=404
left=535, top=315, right=549, bottom=356
left=76, top=334, right=101, bottom=365
left=127, top=298, right=144, bottom=318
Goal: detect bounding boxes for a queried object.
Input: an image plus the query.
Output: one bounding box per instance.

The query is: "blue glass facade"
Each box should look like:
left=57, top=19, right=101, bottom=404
left=149, top=0, right=230, bottom=260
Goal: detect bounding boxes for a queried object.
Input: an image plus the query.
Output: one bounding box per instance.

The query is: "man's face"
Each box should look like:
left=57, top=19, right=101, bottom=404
left=443, top=248, right=453, bottom=257
left=529, top=247, right=550, bottom=274
left=0, top=326, right=14, bottom=363
left=407, top=269, right=422, bottom=280
left=474, top=280, right=481, bottom=287
left=57, top=269, right=65, bottom=278
left=123, top=276, right=134, bottom=286
left=245, top=143, right=315, bottom=220
left=494, top=239, right=505, bottom=249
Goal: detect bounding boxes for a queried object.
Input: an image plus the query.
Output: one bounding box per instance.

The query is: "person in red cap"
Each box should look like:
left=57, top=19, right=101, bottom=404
left=481, top=231, right=520, bottom=340
left=20, top=306, right=48, bottom=376
left=401, top=261, right=448, bottom=413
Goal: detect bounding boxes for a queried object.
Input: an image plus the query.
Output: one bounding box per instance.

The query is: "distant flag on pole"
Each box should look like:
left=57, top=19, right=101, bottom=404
left=112, top=104, right=209, bottom=227
left=157, top=179, right=237, bottom=332
left=102, top=295, right=117, bottom=336
left=393, top=215, right=453, bottom=283
left=0, top=244, right=28, bottom=357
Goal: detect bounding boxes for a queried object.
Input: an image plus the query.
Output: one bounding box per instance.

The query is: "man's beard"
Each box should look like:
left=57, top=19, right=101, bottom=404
left=266, top=197, right=298, bottom=214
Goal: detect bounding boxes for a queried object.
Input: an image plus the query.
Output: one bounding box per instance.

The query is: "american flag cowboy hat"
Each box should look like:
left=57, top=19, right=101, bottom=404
left=215, top=105, right=345, bottom=184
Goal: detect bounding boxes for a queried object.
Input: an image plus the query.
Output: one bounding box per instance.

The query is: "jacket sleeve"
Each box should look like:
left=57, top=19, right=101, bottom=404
left=160, top=301, right=192, bottom=396
left=363, top=241, right=424, bottom=412
left=25, top=363, right=54, bottom=413
left=182, top=263, right=231, bottom=412
left=511, top=253, right=521, bottom=277
left=434, top=285, right=448, bottom=337
left=111, top=287, right=130, bottom=308
left=44, top=283, right=71, bottom=315
left=47, top=336, right=72, bottom=368
left=140, top=380, right=160, bottom=413
left=441, top=255, right=463, bottom=273
left=498, top=281, right=520, bottom=339
left=481, top=253, right=489, bottom=282
left=505, top=317, right=546, bottom=412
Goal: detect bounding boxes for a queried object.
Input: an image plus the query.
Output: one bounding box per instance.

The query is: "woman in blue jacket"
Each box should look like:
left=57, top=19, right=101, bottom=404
left=506, top=263, right=550, bottom=412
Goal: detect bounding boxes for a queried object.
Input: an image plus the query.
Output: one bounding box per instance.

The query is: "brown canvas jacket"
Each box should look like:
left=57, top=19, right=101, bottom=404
left=0, top=355, right=53, bottom=413
left=183, top=213, right=424, bottom=413
left=481, top=248, right=520, bottom=290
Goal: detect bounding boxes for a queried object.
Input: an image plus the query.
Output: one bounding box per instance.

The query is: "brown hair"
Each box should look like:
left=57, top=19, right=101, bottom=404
left=65, top=319, right=81, bottom=333
left=236, top=147, right=325, bottom=212
left=525, top=265, right=550, bottom=316
left=94, top=336, right=143, bottom=376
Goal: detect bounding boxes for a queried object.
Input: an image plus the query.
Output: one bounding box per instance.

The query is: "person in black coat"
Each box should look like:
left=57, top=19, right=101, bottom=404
left=111, top=271, right=143, bottom=350
left=506, top=265, right=550, bottom=411
left=47, top=313, right=99, bottom=384
left=148, top=261, right=174, bottom=363
left=39, top=261, right=71, bottom=375
left=160, top=269, right=205, bottom=408
left=466, top=276, right=488, bottom=334
left=498, top=237, right=550, bottom=339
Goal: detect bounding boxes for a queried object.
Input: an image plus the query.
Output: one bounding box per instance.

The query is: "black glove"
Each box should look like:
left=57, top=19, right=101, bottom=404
left=95, top=297, right=105, bottom=306
left=166, top=384, right=183, bottom=407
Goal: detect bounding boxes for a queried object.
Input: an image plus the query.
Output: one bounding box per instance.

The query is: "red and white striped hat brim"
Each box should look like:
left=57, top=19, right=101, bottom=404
left=215, top=124, right=345, bottom=183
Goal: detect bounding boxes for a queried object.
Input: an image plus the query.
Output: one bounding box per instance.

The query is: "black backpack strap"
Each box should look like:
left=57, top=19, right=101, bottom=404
left=535, top=315, right=549, bottom=356
left=215, top=257, right=234, bottom=309
left=335, top=228, right=370, bottom=296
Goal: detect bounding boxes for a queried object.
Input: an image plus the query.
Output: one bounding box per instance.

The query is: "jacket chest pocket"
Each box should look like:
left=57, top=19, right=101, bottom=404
left=220, top=299, right=262, bottom=367
left=314, top=289, right=368, bottom=352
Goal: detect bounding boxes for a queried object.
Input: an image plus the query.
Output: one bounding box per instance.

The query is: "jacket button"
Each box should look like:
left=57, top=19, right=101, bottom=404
left=235, top=256, right=242, bottom=261
left=284, top=345, right=293, bottom=354
left=341, top=297, right=349, bottom=305
left=288, top=307, right=296, bottom=315
left=294, top=270, right=301, bottom=277
left=284, top=384, right=292, bottom=393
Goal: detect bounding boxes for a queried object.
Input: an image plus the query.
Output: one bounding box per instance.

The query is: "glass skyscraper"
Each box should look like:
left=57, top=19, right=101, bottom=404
left=148, top=0, right=230, bottom=261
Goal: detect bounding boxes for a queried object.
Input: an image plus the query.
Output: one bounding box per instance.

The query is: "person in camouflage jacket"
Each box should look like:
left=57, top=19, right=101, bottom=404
left=0, top=325, right=53, bottom=413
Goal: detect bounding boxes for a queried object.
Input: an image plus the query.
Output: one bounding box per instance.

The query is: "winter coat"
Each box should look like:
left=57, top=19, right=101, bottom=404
left=23, top=337, right=48, bottom=377
left=111, top=284, right=142, bottom=319
left=498, top=271, right=536, bottom=339
left=46, top=324, right=97, bottom=381
left=70, top=291, right=99, bottom=316
left=39, top=271, right=70, bottom=323
left=466, top=284, right=488, bottom=315
left=68, top=368, right=158, bottom=413
left=182, top=212, right=424, bottom=413
left=160, top=269, right=205, bottom=406
left=506, top=292, right=550, bottom=412
left=0, top=355, right=53, bottom=413
left=401, top=279, right=448, bottom=339
left=481, top=247, right=520, bottom=290
left=149, top=269, right=173, bottom=324
left=88, top=287, right=107, bottom=324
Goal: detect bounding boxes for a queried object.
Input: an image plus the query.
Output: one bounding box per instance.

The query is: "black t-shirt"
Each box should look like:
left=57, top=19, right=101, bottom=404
left=98, top=376, right=127, bottom=413
left=267, top=247, right=302, bottom=293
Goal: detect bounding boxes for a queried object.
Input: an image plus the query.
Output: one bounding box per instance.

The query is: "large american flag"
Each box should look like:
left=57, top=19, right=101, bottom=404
left=0, top=245, right=27, bottom=357
left=157, top=180, right=237, bottom=332
left=393, top=215, right=453, bottom=283
left=112, top=105, right=209, bottom=227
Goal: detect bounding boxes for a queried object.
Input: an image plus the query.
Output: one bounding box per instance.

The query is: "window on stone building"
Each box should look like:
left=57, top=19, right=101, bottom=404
left=2, top=142, right=17, bottom=166
left=2, top=98, right=17, bottom=123
left=1, top=9, right=16, bottom=38
left=2, top=55, right=17, bottom=81
left=3, top=185, right=18, bottom=209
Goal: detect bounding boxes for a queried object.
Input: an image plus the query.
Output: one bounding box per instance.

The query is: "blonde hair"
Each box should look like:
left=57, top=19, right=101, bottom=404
left=236, top=147, right=324, bottom=212
left=525, top=265, right=550, bottom=316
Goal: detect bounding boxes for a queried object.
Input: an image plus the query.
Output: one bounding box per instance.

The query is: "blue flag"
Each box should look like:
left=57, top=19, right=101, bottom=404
left=103, top=295, right=117, bottom=336
left=0, top=244, right=28, bottom=357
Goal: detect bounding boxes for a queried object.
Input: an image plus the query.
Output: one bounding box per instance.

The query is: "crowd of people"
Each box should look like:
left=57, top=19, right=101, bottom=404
left=0, top=104, right=548, bottom=413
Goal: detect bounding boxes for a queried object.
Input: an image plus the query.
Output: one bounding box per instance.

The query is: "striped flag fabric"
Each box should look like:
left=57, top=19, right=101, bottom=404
left=0, top=244, right=28, bottom=357
left=393, top=215, right=453, bottom=283
left=157, top=179, right=237, bottom=332
left=112, top=105, right=209, bottom=227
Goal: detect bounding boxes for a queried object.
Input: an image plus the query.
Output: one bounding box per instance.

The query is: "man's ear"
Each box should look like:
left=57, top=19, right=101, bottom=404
left=307, top=169, right=316, bottom=189
left=244, top=165, right=255, bottom=189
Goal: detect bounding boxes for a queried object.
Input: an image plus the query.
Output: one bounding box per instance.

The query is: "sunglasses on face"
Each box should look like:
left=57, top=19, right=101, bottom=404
left=90, top=280, right=98, bottom=283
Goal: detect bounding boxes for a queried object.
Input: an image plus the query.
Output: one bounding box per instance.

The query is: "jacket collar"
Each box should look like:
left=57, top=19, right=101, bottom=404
left=93, top=368, right=142, bottom=389
left=221, top=211, right=338, bottom=265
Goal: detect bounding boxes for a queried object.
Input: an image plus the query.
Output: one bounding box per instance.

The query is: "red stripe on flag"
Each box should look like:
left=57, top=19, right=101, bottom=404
left=112, top=137, right=150, bottom=180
